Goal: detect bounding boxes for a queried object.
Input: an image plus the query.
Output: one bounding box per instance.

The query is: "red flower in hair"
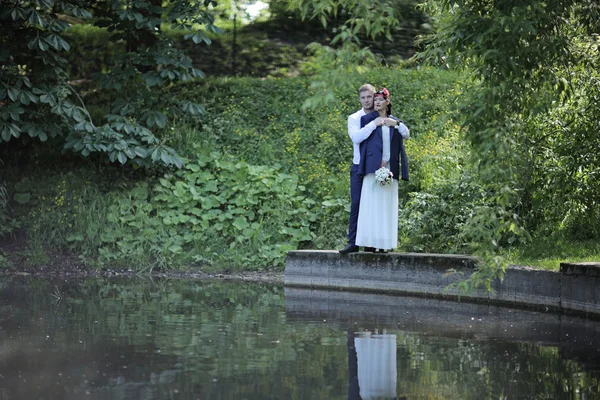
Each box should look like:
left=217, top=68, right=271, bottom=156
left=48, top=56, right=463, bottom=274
left=374, top=88, right=390, bottom=98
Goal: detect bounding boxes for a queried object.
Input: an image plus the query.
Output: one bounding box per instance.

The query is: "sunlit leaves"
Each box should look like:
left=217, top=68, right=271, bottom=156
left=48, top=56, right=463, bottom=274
left=288, top=0, right=399, bottom=109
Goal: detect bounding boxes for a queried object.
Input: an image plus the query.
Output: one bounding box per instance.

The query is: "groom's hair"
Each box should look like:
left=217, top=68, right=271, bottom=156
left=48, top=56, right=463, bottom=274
left=358, top=84, right=376, bottom=94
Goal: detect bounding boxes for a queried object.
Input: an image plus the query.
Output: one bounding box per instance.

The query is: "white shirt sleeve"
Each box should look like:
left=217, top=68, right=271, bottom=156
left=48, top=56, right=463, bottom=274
left=348, top=114, right=377, bottom=144
left=396, top=122, right=410, bottom=140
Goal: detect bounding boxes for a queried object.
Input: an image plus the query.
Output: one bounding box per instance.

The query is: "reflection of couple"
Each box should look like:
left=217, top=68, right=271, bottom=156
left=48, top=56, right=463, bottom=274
left=348, top=330, right=399, bottom=400
left=340, top=84, right=410, bottom=254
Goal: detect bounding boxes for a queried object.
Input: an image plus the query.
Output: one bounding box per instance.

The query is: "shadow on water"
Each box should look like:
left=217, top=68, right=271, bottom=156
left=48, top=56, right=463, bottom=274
left=0, top=276, right=599, bottom=399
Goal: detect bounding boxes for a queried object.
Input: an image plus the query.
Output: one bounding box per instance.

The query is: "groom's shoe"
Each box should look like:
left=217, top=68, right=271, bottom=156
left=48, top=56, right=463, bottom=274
left=364, top=247, right=375, bottom=252
left=339, top=244, right=359, bottom=254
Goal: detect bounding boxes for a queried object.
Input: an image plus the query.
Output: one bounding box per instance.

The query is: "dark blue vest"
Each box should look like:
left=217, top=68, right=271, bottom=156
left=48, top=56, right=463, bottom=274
left=358, top=111, right=409, bottom=181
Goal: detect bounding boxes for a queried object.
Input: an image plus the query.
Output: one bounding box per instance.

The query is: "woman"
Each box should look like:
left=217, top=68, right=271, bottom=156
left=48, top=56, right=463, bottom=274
left=355, top=88, right=410, bottom=252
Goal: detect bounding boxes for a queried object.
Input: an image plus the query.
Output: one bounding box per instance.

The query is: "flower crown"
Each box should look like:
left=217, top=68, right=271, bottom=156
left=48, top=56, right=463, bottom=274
left=374, top=88, right=390, bottom=99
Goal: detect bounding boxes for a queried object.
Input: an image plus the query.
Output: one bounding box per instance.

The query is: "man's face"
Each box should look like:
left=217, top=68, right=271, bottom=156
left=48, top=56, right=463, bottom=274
left=359, top=90, right=374, bottom=111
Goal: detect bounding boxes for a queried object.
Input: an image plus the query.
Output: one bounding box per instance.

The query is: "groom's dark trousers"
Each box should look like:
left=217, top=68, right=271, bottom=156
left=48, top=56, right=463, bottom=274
left=348, top=163, right=363, bottom=246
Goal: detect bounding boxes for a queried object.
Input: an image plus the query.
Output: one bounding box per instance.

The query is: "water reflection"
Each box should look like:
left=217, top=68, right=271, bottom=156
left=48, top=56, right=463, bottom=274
left=286, top=287, right=600, bottom=399
left=0, top=276, right=599, bottom=399
left=352, top=331, right=397, bottom=400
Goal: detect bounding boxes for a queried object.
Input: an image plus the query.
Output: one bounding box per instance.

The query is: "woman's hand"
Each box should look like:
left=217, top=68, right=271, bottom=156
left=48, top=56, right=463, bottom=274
left=380, top=160, right=388, bottom=168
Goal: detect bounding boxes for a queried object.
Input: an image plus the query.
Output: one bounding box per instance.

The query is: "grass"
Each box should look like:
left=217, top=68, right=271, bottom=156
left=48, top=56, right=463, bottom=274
left=506, top=236, right=600, bottom=271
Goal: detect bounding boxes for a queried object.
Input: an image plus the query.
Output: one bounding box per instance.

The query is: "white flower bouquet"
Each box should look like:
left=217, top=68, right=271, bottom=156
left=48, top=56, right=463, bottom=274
left=375, top=167, right=393, bottom=186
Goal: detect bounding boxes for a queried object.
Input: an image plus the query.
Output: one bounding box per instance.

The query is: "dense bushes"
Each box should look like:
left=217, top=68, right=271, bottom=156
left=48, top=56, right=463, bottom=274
left=4, top=67, right=477, bottom=270
left=8, top=150, right=314, bottom=270
left=3, top=64, right=598, bottom=271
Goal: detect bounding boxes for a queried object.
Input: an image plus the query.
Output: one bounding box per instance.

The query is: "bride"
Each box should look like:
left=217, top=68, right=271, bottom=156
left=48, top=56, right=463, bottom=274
left=355, top=88, right=410, bottom=252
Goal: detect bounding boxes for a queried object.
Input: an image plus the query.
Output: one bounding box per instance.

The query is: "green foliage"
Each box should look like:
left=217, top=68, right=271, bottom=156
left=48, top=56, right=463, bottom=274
left=0, top=179, right=10, bottom=236
left=11, top=150, right=315, bottom=271
left=62, top=24, right=123, bottom=80
left=287, top=0, right=429, bottom=109
left=0, top=0, right=217, bottom=167
left=97, top=151, right=313, bottom=270
left=0, top=159, right=17, bottom=237
left=416, top=0, right=600, bottom=290
left=169, top=68, right=473, bottom=254
left=63, top=23, right=309, bottom=80
left=400, top=174, right=487, bottom=253
left=7, top=67, right=472, bottom=271
left=518, top=45, right=600, bottom=239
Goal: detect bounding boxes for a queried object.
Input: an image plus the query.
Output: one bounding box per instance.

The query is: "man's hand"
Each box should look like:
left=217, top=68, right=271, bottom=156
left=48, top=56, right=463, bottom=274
left=374, top=117, right=385, bottom=126
left=383, top=118, right=398, bottom=127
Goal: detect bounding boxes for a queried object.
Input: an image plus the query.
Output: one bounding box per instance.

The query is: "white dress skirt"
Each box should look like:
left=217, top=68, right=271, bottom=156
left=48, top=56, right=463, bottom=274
left=355, top=174, right=398, bottom=250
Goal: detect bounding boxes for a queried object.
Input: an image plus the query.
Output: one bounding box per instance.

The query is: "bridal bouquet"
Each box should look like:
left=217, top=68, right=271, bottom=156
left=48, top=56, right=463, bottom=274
left=375, top=167, right=393, bottom=186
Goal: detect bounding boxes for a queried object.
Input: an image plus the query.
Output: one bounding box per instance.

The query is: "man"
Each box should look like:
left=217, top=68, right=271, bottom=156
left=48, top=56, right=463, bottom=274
left=339, top=84, right=383, bottom=254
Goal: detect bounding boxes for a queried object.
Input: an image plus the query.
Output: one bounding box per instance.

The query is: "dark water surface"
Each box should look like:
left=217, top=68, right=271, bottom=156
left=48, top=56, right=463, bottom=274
left=1, top=277, right=600, bottom=400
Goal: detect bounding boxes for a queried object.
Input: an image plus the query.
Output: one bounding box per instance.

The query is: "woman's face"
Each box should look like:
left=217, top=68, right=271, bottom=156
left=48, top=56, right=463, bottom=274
left=374, top=96, right=389, bottom=112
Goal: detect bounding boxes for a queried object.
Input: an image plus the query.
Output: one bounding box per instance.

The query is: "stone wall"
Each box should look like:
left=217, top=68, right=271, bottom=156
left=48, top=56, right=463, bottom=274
left=284, top=251, right=600, bottom=317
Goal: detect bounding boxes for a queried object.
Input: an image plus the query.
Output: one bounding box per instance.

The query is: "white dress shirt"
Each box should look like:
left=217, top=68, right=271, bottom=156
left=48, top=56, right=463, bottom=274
left=348, top=109, right=410, bottom=165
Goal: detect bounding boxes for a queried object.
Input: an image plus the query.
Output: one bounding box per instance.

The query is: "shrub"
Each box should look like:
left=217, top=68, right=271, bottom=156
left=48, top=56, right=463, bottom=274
left=7, top=67, right=473, bottom=270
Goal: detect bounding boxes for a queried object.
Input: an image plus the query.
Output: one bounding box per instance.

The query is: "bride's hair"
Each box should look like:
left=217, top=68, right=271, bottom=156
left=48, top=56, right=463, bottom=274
left=374, top=88, right=392, bottom=115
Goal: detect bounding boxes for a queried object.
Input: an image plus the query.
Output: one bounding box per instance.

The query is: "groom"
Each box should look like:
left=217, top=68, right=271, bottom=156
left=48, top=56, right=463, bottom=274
left=339, top=84, right=384, bottom=254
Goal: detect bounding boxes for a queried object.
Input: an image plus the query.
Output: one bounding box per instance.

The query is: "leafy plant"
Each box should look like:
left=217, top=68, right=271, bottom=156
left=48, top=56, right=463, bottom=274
left=0, top=0, right=218, bottom=167
left=415, top=0, right=600, bottom=290
left=9, top=67, right=469, bottom=270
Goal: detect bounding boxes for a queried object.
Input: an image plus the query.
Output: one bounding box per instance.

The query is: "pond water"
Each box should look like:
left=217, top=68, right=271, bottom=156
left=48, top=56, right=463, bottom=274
left=1, top=276, right=600, bottom=400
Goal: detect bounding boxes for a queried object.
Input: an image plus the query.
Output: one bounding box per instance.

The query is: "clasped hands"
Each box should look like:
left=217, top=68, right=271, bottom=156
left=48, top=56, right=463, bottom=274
left=375, top=117, right=397, bottom=127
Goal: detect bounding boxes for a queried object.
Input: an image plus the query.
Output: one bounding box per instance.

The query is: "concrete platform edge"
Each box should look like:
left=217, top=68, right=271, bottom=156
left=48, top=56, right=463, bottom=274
left=284, top=250, right=600, bottom=317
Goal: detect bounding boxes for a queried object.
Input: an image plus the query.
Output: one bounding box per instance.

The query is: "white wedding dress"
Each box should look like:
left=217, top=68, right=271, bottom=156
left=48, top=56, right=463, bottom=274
left=355, top=126, right=399, bottom=250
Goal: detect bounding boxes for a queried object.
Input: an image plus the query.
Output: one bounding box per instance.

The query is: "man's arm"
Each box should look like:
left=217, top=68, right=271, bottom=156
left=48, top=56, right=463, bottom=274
left=348, top=113, right=378, bottom=144
left=396, top=122, right=410, bottom=140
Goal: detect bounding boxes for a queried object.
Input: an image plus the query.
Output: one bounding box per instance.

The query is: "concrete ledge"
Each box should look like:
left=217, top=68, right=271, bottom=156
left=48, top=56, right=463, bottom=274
left=284, top=251, right=600, bottom=317
left=560, top=261, right=600, bottom=277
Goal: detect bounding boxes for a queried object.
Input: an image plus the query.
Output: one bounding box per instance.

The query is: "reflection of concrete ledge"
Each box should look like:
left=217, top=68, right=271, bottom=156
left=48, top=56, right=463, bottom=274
left=284, top=287, right=600, bottom=369
left=284, top=251, right=600, bottom=317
